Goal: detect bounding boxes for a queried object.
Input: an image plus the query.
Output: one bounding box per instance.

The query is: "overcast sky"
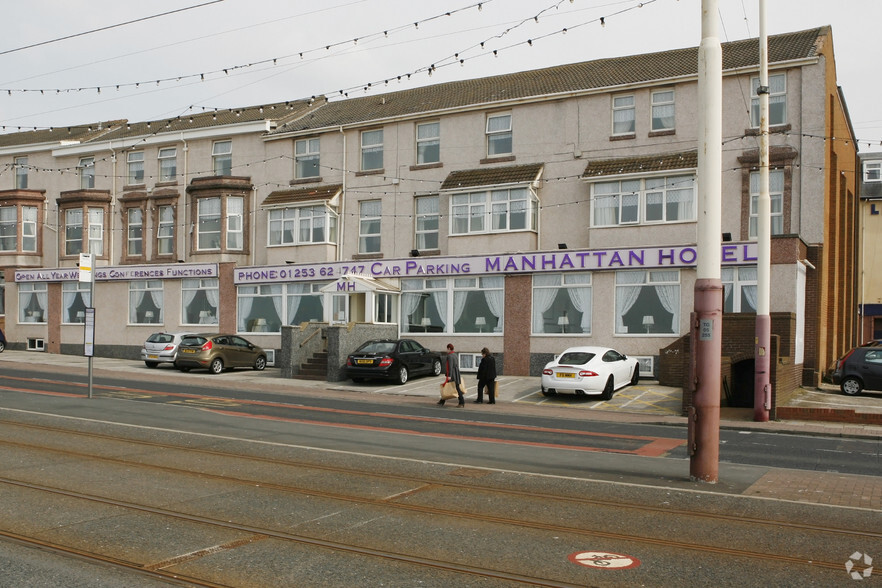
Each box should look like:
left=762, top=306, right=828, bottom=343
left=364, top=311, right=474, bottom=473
left=1, top=0, right=879, bottom=151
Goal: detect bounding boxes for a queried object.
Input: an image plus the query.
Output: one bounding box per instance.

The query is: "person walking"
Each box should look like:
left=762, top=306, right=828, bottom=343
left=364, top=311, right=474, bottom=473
left=438, top=343, right=465, bottom=407
left=475, top=347, right=497, bottom=404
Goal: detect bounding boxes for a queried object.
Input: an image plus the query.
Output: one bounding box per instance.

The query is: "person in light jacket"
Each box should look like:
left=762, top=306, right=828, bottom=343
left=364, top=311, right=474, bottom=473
left=475, top=347, right=497, bottom=404
left=438, top=343, right=465, bottom=407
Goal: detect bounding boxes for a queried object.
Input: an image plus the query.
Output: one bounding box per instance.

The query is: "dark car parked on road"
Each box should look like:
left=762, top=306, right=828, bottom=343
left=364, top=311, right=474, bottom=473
left=346, top=339, right=442, bottom=385
left=830, top=344, right=882, bottom=395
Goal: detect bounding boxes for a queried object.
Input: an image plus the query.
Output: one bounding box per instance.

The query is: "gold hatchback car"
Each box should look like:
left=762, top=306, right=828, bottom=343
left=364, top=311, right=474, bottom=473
left=174, top=333, right=267, bottom=374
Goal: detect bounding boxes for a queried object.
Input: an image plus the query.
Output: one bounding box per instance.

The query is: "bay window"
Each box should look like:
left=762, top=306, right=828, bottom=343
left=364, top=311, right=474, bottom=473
left=749, top=169, right=784, bottom=238
left=451, top=187, right=538, bottom=235
left=592, top=175, right=695, bottom=227
left=268, top=205, right=336, bottom=246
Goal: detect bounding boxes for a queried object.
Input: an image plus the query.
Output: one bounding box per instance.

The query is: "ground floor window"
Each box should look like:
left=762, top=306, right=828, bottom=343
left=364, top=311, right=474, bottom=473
left=532, top=272, right=591, bottom=334
left=183, top=278, right=219, bottom=325
left=19, top=282, right=47, bottom=323
left=400, top=276, right=503, bottom=334
left=130, top=280, right=163, bottom=324
left=62, top=282, right=92, bottom=323
left=615, top=269, right=680, bottom=335
left=287, top=282, right=325, bottom=325
left=375, top=292, right=395, bottom=323
left=238, top=284, right=282, bottom=332
left=722, top=266, right=757, bottom=313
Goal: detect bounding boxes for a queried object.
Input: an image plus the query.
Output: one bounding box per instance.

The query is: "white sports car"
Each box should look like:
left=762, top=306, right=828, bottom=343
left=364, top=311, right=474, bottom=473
left=541, top=346, right=640, bottom=400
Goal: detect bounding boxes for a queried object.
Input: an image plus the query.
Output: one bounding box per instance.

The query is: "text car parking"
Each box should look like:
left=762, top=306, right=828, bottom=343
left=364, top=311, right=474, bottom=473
left=174, top=334, right=267, bottom=374
left=140, top=332, right=191, bottom=368
left=830, top=344, right=882, bottom=395
left=541, top=346, right=639, bottom=400
left=346, top=339, right=442, bottom=385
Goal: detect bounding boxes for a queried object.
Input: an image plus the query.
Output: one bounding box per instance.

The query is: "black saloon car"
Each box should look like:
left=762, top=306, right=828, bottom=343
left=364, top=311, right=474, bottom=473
left=830, top=344, right=882, bottom=395
left=346, top=339, right=442, bottom=385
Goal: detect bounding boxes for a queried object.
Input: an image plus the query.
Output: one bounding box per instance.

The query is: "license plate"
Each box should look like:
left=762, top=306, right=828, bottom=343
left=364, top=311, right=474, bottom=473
left=556, top=372, right=575, bottom=378
left=182, top=349, right=196, bottom=354
left=357, top=359, right=373, bottom=365
left=148, top=354, right=159, bottom=359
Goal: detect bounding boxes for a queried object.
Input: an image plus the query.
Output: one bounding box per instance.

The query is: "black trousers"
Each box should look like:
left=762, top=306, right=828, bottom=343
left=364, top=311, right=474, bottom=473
left=477, top=379, right=495, bottom=403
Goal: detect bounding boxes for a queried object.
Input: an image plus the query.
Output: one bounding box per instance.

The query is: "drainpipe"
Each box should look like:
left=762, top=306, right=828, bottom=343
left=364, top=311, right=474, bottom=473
left=109, top=142, right=116, bottom=266
left=181, top=135, right=189, bottom=259
left=338, top=126, right=346, bottom=261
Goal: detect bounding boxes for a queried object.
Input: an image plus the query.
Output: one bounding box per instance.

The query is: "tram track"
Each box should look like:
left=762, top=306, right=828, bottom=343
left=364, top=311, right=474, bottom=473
left=0, top=418, right=875, bottom=582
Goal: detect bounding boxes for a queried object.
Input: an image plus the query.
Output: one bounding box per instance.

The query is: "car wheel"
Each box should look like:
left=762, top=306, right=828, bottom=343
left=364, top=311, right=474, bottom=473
left=601, top=376, right=614, bottom=400
left=209, top=358, right=224, bottom=374
left=432, top=359, right=442, bottom=377
left=0, top=341, right=5, bottom=353
left=396, top=366, right=409, bottom=385
left=630, top=366, right=639, bottom=386
left=840, top=376, right=863, bottom=396
left=145, top=361, right=159, bottom=368
left=253, top=356, right=266, bottom=371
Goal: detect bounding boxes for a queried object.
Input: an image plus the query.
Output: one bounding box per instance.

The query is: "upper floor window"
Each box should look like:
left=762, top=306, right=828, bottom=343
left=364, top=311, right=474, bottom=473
left=486, top=113, right=512, bottom=157
left=864, top=161, right=881, bottom=183
left=651, top=90, right=675, bottom=132
left=156, top=204, right=175, bottom=256
left=196, top=195, right=244, bottom=251
left=751, top=73, right=786, bottom=127
left=14, top=157, right=27, bottom=189
left=612, top=95, right=635, bottom=135
left=79, top=157, right=95, bottom=189
left=295, top=138, right=320, bottom=178
left=227, top=197, right=243, bottom=249
left=0, top=207, right=16, bottom=251
left=591, top=175, right=695, bottom=227
left=0, top=205, right=36, bottom=252
left=126, top=207, right=143, bottom=256
left=361, top=130, right=383, bottom=171
left=268, top=205, right=337, bottom=246
left=414, top=195, right=439, bottom=250
left=64, top=207, right=104, bottom=256
left=158, top=147, right=177, bottom=182
left=212, top=140, right=232, bottom=176
left=416, top=122, right=440, bottom=164
left=197, top=198, right=221, bottom=250
left=127, top=151, right=144, bottom=185
left=722, top=266, right=757, bottom=313
left=451, top=187, right=538, bottom=235
left=359, top=200, right=381, bottom=253
left=749, top=169, right=784, bottom=238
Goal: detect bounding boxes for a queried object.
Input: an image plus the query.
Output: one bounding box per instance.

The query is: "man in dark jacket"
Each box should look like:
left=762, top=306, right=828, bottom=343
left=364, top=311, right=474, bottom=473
left=475, top=347, right=497, bottom=404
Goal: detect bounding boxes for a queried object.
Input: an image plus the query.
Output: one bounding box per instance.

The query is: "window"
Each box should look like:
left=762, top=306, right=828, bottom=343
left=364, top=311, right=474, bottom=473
left=212, top=140, right=232, bottom=176
left=612, top=95, right=635, bottom=135
left=592, top=175, right=695, bottom=227
left=158, top=147, right=177, bottom=182
left=14, top=157, right=27, bottom=189
left=197, top=198, right=221, bottom=250
left=359, top=200, right=381, bottom=253
left=64, top=207, right=104, bottom=256
left=286, top=282, right=325, bottom=325
left=722, top=266, right=757, bottom=313
left=416, top=122, right=440, bottom=164
left=157, top=205, right=175, bottom=255
left=127, top=208, right=143, bottom=256
left=1, top=271, right=6, bottom=316
left=62, top=282, right=91, bottom=323
left=414, top=195, right=439, bottom=250
left=651, top=90, right=675, bottom=132
left=864, top=161, right=881, bottom=183
left=751, top=73, right=786, bottom=127
left=749, top=169, right=784, bottom=238
left=400, top=276, right=503, bottom=334
left=486, top=113, right=512, bottom=157
left=127, top=151, right=144, bottom=185
left=295, top=138, right=320, bottom=178
left=451, top=187, right=538, bottom=235
left=532, top=273, right=592, bottom=334
left=183, top=278, right=218, bottom=325
left=0, top=207, right=16, bottom=251
left=0, top=205, right=37, bottom=252
left=19, top=282, right=47, bottom=323
left=129, top=280, right=162, bottom=324
left=237, top=284, right=282, bottom=332
left=226, top=196, right=243, bottom=249
left=615, top=270, right=680, bottom=335
left=79, top=157, right=95, bottom=189
left=375, top=292, right=394, bottom=323
left=361, top=130, right=383, bottom=171
left=22, top=206, right=37, bottom=252
left=268, top=205, right=336, bottom=246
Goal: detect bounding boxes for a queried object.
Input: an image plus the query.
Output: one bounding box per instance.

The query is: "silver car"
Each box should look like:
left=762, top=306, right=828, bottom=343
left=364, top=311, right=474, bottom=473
left=140, top=332, right=191, bottom=368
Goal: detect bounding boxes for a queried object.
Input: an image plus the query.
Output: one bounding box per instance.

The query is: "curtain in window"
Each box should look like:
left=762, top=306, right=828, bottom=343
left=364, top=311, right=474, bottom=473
left=594, top=194, right=618, bottom=226
left=615, top=271, right=645, bottom=333
left=739, top=267, right=758, bottom=311
left=483, top=277, right=504, bottom=331
left=532, top=274, right=558, bottom=333
left=287, top=283, right=307, bottom=325
left=400, top=292, right=421, bottom=327
left=567, top=287, right=592, bottom=333
left=237, top=294, right=255, bottom=332
left=63, top=289, right=78, bottom=322
left=433, top=291, right=448, bottom=330
left=653, top=103, right=674, bottom=130
left=655, top=284, right=679, bottom=333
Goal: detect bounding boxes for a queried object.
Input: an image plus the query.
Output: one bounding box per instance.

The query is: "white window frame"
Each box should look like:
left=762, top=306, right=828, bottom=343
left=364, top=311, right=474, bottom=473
left=127, top=151, right=144, bottom=185
left=129, top=279, right=163, bottom=324
left=751, top=73, right=786, bottom=127
left=79, top=157, right=95, bottom=189
left=295, top=138, right=320, bottom=178
left=19, top=282, right=47, bottom=324
left=615, top=269, right=680, bottom=335
left=87, top=207, right=104, bottom=255
left=722, top=266, right=758, bottom=313
left=416, top=121, right=440, bottom=164
left=62, top=281, right=91, bottom=324
left=359, top=200, right=381, bottom=253
left=0, top=206, right=16, bottom=251
left=65, top=208, right=84, bottom=255
left=864, top=161, right=882, bottom=183
left=22, top=205, right=37, bottom=252
left=182, top=277, right=219, bottom=325
left=450, top=187, right=538, bottom=236
left=212, top=140, right=232, bottom=176
left=197, top=197, right=221, bottom=250
left=14, top=156, right=27, bottom=189
left=226, top=196, right=244, bottom=250
left=414, top=195, right=439, bottom=250
left=651, top=89, right=675, bottom=132
left=374, top=292, right=395, bottom=324
left=399, top=276, right=504, bottom=335
left=591, top=175, right=695, bottom=227
left=63, top=206, right=104, bottom=256
left=361, top=130, right=383, bottom=171
left=486, top=113, right=512, bottom=157
left=127, top=207, right=143, bottom=256
left=612, top=95, right=635, bottom=135
left=237, top=284, right=283, bottom=333
left=158, top=147, right=177, bottom=182
left=286, top=282, right=326, bottom=325
left=532, top=273, right=592, bottom=335
left=157, top=204, right=175, bottom=255
left=268, top=205, right=336, bottom=246
left=749, top=169, right=784, bottom=238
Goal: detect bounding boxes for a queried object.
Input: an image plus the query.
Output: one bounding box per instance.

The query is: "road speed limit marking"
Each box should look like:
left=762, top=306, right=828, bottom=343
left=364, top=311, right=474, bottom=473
left=568, top=551, right=641, bottom=570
